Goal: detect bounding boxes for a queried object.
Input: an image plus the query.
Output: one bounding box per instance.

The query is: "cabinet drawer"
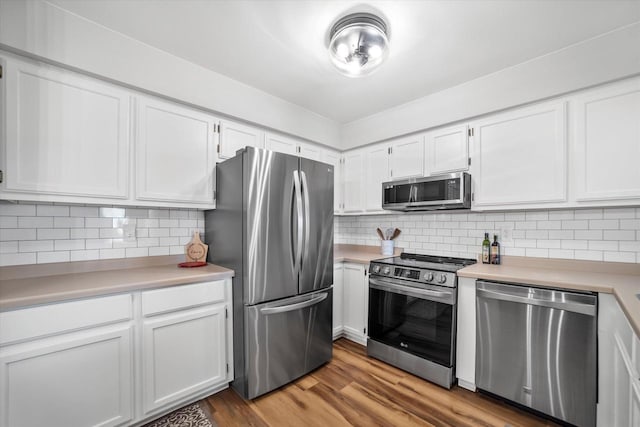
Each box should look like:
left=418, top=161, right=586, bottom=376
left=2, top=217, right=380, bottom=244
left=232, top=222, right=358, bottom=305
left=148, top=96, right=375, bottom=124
left=141, top=281, right=225, bottom=316
left=0, top=294, right=132, bottom=345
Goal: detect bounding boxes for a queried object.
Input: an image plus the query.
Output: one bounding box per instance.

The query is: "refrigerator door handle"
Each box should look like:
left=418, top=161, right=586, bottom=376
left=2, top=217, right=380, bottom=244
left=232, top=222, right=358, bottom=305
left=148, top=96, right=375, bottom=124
left=259, top=292, right=328, bottom=315
left=300, top=170, right=311, bottom=270
left=293, top=170, right=304, bottom=274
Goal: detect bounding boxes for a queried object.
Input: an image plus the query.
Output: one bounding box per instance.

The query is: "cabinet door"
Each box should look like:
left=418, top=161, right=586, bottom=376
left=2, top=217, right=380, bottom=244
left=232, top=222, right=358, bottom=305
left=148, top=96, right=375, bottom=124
left=0, top=325, right=133, bottom=427
left=298, top=141, right=323, bottom=161
left=142, top=304, right=226, bottom=415
left=365, top=144, right=390, bottom=212
left=324, top=150, right=343, bottom=213
left=343, top=151, right=365, bottom=212
left=389, top=135, right=423, bottom=179
left=426, top=124, right=469, bottom=175
left=4, top=57, right=130, bottom=199
left=613, top=334, right=632, bottom=427
left=573, top=78, right=640, bottom=202
left=218, top=120, right=264, bottom=160
left=333, top=263, right=344, bottom=338
left=471, top=101, right=567, bottom=207
left=342, top=263, right=366, bottom=343
left=265, top=133, right=298, bottom=155
left=136, top=97, right=216, bottom=204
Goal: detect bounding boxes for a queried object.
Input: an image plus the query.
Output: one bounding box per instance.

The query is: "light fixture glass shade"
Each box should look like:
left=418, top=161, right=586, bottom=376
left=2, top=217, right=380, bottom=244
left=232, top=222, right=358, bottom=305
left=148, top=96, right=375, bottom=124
left=328, top=13, right=389, bottom=77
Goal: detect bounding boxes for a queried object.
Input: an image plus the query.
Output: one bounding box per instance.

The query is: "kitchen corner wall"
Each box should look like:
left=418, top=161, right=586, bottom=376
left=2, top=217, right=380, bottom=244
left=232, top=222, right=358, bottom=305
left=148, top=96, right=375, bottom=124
left=0, top=202, right=205, bottom=266
left=335, top=207, right=640, bottom=263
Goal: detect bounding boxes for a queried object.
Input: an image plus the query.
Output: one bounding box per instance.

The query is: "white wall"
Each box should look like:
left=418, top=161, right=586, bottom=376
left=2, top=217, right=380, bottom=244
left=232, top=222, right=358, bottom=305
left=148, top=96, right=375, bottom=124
left=0, top=0, right=341, bottom=148
left=340, top=22, right=640, bottom=149
left=336, top=207, right=640, bottom=263
left=0, top=202, right=205, bottom=266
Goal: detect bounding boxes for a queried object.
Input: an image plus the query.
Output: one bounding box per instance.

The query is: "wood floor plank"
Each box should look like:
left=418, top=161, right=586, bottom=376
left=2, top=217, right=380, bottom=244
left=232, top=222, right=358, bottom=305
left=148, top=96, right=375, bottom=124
left=201, top=339, right=559, bottom=427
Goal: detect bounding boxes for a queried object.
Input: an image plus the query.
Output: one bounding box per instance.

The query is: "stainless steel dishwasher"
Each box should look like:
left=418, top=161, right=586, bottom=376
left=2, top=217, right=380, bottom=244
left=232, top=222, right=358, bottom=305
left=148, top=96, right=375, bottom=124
left=476, top=280, right=597, bottom=427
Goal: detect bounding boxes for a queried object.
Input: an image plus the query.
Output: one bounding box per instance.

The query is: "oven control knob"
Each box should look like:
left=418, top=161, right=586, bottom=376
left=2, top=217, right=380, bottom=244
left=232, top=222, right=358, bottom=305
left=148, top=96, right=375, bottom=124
left=382, top=266, right=391, bottom=275
left=372, top=265, right=381, bottom=274
left=438, top=274, right=447, bottom=284
left=425, top=272, right=434, bottom=282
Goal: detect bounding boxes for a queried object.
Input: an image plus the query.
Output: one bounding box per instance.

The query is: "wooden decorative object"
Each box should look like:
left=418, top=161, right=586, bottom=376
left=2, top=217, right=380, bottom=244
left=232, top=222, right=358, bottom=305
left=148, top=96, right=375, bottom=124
left=184, top=232, right=208, bottom=263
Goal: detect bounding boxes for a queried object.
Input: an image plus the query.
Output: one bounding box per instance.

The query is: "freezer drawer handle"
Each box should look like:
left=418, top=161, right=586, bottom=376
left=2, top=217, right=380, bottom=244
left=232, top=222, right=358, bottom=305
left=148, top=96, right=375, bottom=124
left=259, top=293, right=328, bottom=315
left=476, top=289, right=596, bottom=316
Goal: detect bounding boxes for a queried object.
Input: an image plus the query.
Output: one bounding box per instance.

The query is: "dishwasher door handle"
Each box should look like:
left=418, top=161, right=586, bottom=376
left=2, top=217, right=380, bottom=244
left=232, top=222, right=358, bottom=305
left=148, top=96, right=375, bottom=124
left=476, top=288, right=596, bottom=316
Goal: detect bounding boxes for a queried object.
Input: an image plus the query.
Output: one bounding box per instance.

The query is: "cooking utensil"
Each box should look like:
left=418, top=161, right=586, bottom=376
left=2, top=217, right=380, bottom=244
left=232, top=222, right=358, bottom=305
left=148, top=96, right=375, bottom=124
left=376, top=228, right=385, bottom=240
left=386, top=228, right=394, bottom=240
left=390, top=228, right=401, bottom=240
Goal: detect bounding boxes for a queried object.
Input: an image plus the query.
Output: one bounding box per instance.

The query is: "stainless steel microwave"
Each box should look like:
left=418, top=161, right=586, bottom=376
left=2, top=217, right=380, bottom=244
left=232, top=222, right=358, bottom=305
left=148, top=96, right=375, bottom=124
left=382, top=172, right=471, bottom=211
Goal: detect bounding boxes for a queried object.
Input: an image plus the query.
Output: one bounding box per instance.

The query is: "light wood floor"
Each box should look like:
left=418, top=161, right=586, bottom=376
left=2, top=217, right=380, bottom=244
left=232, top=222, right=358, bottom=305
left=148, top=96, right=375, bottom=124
left=200, top=339, right=559, bottom=427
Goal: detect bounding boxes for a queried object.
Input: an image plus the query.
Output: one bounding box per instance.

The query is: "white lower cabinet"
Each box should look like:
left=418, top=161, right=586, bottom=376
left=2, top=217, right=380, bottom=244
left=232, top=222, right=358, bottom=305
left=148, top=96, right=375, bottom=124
left=341, top=263, right=369, bottom=345
left=597, top=293, right=640, bottom=427
left=0, top=325, right=133, bottom=427
left=142, top=305, right=227, bottom=415
left=332, top=263, right=344, bottom=339
left=0, top=279, right=232, bottom=427
left=455, top=276, right=476, bottom=391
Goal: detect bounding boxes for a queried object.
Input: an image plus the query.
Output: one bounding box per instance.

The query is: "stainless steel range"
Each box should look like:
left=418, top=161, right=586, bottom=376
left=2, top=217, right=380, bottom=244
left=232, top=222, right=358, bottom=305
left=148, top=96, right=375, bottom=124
left=367, top=253, right=476, bottom=389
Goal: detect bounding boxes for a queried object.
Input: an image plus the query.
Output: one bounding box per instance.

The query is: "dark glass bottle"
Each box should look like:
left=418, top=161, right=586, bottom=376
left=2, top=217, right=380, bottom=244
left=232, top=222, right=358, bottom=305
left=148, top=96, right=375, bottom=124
left=490, top=234, right=501, bottom=265
left=482, top=232, right=490, bottom=264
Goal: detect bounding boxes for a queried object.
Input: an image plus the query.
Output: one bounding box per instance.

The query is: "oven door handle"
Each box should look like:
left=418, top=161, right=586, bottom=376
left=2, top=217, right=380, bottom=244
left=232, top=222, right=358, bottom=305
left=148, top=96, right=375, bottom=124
left=369, top=278, right=452, bottom=301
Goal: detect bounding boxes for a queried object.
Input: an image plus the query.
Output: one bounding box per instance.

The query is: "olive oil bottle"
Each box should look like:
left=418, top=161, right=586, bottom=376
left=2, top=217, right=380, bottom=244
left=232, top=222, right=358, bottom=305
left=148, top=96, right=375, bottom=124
left=482, top=232, right=490, bottom=264
left=490, top=234, right=501, bottom=265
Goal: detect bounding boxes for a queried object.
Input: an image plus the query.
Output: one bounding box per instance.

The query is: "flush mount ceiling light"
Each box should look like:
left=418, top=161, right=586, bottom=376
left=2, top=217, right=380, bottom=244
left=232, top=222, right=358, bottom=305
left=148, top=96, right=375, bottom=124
left=328, top=12, right=389, bottom=78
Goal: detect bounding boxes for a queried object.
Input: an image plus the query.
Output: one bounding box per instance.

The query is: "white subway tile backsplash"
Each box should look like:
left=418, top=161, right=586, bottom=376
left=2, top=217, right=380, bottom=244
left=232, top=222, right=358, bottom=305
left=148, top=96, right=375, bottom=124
left=54, top=240, right=85, bottom=251
left=603, top=208, right=636, bottom=219
left=99, top=248, right=126, bottom=259
left=548, top=210, right=574, bottom=220
left=70, top=228, right=99, bottom=239
left=561, top=220, right=589, bottom=230
left=85, top=218, right=114, bottom=228
left=99, top=207, right=125, bottom=218
left=0, top=217, right=18, bottom=228
left=526, top=248, right=549, bottom=258
left=100, top=228, right=123, bottom=239
left=0, top=229, right=37, bottom=241
left=70, top=207, right=99, bottom=217
left=170, top=210, right=190, bottom=219
left=588, top=241, right=618, bottom=251
left=149, top=246, right=170, bottom=256
left=0, top=252, right=36, bottom=266
left=0, top=241, right=18, bottom=254
left=604, top=251, right=636, bottom=263
left=603, top=230, right=636, bottom=241
left=37, top=251, right=70, bottom=264
left=54, top=217, right=85, bottom=228
left=574, top=250, right=603, bottom=261
left=574, top=230, right=603, bottom=240
left=37, top=228, right=70, bottom=240
left=18, top=217, right=53, bottom=228
left=0, top=203, right=36, bottom=216
left=589, top=219, right=618, bottom=230
left=19, top=240, right=54, bottom=252
left=574, top=209, right=603, bottom=220
left=126, top=247, right=148, bottom=258
left=86, top=239, right=113, bottom=249
left=36, top=205, right=69, bottom=217
left=70, top=250, right=100, bottom=262
left=148, top=209, right=170, bottom=219
left=112, top=239, right=138, bottom=249
left=620, top=241, right=640, bottom=252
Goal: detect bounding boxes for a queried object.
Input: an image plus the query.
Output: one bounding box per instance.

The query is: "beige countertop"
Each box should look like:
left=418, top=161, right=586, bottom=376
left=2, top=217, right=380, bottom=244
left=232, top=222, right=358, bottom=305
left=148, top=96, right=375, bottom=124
left=0, top=255, right=234, bottom=311
left=334, top=243, right=402, bottom=264
left=458, top=256, right=640, bottom=337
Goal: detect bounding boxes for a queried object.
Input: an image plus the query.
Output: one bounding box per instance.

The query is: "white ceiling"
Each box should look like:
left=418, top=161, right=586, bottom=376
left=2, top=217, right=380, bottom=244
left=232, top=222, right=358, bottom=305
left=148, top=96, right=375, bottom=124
left=50, top=0, right=640, bottom=124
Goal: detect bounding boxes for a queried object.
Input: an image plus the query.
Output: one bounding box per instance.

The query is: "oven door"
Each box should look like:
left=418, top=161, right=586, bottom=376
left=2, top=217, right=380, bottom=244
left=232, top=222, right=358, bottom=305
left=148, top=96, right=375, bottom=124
left=368, top=276, right=456, bottom=367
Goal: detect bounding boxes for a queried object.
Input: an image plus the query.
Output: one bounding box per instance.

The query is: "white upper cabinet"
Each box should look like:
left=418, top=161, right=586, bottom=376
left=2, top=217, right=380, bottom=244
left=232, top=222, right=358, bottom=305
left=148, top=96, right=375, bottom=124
left=323, top=150, right=343, bottom=213
left=3, top=57, right=130, bottom=199
left=135, top=96, right=217, bottom=206
left=264, top=133, right=299, bottom=156
left=471, top=100, right=567, bottom=208
left=298, top=141, right=323, bottom=161
left=343, top=150, right=365, bottom=213
left=389, top=135, right=424, bottom=179
left=218, top=120, right=264, bottom=160
left=572, top=78, right=640, bottom=202
left=364, top=144, right=390, bottom=212
left=425, top=124, right=469, bottom=175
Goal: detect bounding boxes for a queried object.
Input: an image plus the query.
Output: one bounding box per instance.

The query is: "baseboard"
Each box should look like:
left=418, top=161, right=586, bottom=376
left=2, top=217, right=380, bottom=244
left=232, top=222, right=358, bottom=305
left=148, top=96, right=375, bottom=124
left=457, top=378, right=476, bottom=392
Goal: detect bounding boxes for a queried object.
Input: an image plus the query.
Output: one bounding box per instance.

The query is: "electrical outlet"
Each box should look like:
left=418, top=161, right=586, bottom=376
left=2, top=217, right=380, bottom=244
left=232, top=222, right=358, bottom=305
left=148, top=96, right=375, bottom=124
left=122, top=219, right=137, bottom=242
left=499, top=224, right=514, bottom=244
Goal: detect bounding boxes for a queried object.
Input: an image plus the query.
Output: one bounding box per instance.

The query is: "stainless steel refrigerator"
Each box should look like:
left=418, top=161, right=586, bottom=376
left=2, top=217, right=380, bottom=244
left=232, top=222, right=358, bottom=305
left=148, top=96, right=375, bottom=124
left=205, top=146, right=334, bottom=399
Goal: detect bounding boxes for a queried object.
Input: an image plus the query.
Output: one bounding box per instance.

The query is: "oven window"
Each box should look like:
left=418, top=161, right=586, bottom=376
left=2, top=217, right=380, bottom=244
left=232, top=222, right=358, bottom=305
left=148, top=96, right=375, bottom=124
left=368, top=287, right=454, bottom=366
